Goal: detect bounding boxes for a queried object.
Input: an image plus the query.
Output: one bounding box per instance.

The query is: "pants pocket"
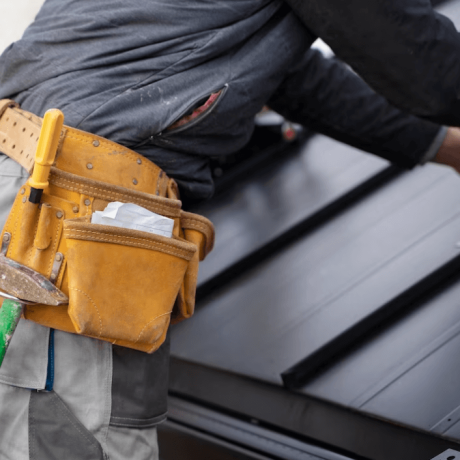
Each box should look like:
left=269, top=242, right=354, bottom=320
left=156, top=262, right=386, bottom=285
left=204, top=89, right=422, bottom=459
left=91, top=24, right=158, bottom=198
left=29, top=390, right=104, bottom=460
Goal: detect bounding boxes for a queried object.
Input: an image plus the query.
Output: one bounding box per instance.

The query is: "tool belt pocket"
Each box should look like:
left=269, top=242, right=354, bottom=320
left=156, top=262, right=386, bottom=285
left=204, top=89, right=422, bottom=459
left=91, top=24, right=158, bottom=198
left=63, top=217, right=197, bottom=352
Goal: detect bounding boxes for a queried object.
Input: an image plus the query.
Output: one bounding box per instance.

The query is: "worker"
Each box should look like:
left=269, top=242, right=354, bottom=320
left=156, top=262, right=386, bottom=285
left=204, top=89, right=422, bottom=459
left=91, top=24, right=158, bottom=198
left=1, top=0, right=460, bottom=459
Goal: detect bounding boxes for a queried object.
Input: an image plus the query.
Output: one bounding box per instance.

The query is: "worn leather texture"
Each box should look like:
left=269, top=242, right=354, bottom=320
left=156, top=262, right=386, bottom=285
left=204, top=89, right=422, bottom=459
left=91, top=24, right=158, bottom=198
left=64, top=217, right=195, bottom=352
left=0, top=101, right=215, bottom=352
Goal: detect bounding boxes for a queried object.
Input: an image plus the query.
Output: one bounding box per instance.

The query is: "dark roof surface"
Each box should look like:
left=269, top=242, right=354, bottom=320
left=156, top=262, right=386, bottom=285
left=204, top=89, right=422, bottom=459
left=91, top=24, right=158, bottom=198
left=163, top=2, right=460, bottom=459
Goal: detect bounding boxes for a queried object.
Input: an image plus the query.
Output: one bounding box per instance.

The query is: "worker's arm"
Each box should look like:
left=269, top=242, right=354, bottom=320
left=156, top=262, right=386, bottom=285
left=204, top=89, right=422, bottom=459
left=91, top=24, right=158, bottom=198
left=268, top=49, right=447, bottom=169
left=284, top=0, right=460, bottom=126
left=433, top=127, right=460, bottom=172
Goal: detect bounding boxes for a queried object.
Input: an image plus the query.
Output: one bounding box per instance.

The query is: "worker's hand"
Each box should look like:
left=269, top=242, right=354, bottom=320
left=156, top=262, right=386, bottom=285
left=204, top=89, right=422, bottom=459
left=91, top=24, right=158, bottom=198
left=433, top=127, right=460, bottom=174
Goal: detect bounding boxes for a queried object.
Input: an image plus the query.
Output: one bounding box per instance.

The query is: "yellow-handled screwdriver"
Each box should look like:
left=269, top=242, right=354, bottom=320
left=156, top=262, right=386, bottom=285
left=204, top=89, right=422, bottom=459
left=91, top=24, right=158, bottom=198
left=29, top=109, right=64, bottom=204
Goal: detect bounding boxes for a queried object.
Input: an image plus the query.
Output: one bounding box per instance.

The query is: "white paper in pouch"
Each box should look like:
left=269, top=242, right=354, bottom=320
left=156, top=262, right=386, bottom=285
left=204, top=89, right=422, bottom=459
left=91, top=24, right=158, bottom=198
left=91, top=202, right=174, bottom=238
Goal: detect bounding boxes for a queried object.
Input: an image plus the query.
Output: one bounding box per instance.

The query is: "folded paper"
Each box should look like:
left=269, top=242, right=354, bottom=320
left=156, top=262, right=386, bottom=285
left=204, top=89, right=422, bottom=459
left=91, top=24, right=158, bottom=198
left=91, top=202, right=174, bottom=238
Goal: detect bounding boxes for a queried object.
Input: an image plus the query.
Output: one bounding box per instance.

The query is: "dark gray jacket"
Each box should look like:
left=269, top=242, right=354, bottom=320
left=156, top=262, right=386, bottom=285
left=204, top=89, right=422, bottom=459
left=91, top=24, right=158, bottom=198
left=286, top=0, right=460, bottom=125
left=0, top=0, right=443, bottom=199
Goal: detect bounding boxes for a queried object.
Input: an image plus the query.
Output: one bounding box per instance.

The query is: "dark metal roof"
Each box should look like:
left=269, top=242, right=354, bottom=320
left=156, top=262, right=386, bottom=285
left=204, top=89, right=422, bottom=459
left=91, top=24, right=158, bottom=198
left=161, top=2, right=460, bottom=459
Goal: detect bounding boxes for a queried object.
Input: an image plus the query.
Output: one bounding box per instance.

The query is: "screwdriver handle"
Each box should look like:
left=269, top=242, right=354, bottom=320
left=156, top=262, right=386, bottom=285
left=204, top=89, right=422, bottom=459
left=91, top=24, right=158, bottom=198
left=29, top=109, right=64, bottom=203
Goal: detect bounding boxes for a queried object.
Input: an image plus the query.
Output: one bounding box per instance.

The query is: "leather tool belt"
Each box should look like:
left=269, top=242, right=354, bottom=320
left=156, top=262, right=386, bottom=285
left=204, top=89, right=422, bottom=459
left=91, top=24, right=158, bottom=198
left=0, top=99, right=214, bottom=353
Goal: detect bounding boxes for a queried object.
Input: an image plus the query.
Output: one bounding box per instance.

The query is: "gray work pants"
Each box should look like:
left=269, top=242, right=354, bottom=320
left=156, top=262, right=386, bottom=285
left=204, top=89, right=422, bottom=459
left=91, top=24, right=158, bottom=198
left=0, top=155, right=159, bottom=460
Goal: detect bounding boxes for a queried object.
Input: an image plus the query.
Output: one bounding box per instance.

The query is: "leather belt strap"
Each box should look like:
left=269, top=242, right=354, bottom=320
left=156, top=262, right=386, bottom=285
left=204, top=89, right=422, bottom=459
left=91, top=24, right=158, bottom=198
left=0, top=99, right=171, bottom=197
left=0, top=100, right=40, bottom=173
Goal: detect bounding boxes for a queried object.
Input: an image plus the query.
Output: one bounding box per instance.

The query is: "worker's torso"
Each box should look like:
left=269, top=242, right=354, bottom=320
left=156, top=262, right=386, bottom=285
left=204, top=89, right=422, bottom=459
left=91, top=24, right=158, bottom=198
left=0, top=0, right=315, bottom=199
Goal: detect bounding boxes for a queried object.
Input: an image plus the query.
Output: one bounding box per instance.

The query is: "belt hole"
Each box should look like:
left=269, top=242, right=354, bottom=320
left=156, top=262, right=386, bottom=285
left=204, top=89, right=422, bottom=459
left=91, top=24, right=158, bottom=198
left=12, top=145, right=15, bottom=149
left=30, top=133, right=33, bottom=137
left=13, top=122, right=16, bottom=126
left=2, top=139, right=5, bottom=144
left=22, top=128, right=26, bottom=132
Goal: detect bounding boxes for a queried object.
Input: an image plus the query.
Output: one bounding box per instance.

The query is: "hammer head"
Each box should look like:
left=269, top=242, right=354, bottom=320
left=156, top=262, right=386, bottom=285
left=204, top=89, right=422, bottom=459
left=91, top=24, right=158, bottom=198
left=0, top=255, right=68, bottom=305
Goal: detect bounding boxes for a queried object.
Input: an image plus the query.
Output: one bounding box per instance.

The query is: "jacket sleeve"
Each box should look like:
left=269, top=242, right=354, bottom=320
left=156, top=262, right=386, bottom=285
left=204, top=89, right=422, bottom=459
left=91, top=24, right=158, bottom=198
left=267, top=49, right=445, bottom=168
left=284, top=0, right=460, bottom=126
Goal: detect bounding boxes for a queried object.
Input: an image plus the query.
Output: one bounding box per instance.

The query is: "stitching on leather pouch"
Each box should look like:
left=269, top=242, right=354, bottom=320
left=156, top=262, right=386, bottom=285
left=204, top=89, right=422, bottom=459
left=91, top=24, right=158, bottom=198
left=135, top=311, right=170, bottom=343
left=66, top=228, right=185, bottom=248
left=65, top=132, right=160, bottom=176
left=47, top=218, right=62, bottom=277
left=181, top=213, right=212, bottom=226
left=5, top=198, right=21, bottom=257
left=52, top=177, right=178, bottom=216
left=26, top=211, right=41, bottom=267
left=64, top=229, right=193, bottom=258
left=181, top=219, right=212, bottom=234
left=69, top=287, right=103, bottom=337
left=49, top=170, right=181, bottom=209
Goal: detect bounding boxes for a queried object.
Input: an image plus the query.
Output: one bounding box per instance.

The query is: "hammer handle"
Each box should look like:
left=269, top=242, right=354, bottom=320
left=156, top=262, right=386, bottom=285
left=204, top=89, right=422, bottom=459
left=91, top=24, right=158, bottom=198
left=0, top=299, right=23, bottom=367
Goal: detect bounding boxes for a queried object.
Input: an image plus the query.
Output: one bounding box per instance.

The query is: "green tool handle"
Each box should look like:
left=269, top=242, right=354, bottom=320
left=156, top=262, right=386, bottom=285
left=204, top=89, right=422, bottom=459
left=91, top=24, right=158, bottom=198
left=0, top=299, right=23, bottom=367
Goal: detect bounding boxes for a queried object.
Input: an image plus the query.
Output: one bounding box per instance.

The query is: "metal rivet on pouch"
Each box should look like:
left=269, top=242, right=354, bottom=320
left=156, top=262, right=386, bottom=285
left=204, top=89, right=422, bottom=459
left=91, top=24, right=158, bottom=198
left=72, top=206, right=79, bottom=213
left=56, top=211, right=63, bottom=219
left=55, top=253, right=63, bottom=262
left=133, top=179, right=138, bottom=185
left=22, top=197, right=27, bottom=203
left=92, top=140, right=100, bottom=147
left=84, top=199, right=91, bottom=206
left=20, top=188, right=25, bottom=195
left=137, top=159, right=142, bottom=165
left=2, top=234, right=10, bottom=243
left=87, top=163, right=93, bottom=170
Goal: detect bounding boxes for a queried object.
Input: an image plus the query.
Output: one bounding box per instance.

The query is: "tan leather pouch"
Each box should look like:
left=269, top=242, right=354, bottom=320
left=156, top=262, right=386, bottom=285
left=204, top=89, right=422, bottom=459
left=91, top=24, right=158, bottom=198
left=1, top=168, right=213, bottom=352
left=63, top=217, right=196, bottom=353
left=0, top=99, right=214, bottom=352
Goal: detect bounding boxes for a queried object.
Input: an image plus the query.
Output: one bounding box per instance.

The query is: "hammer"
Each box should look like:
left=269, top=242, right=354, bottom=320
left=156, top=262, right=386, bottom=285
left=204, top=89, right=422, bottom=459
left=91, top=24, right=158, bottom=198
left=0, top=256, right=68, bottom=365
left=0, top=108, right=67, bottom=366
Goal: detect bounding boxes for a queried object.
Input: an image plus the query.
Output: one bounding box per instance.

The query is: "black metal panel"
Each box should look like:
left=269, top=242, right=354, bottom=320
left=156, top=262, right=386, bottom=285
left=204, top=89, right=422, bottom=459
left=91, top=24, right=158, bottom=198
left=194, top=135, right=390, bottom=292
left=161, top=397, right=355, bottom=460
left=172, top=164, right=460, bottom=387
left=158, top=422, right=274, bottom=460
left=169, top=359, right=460, bottom=460
left=359, top=331, right=460, bottom=430
left=302, top=273, right=460, bottom=412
